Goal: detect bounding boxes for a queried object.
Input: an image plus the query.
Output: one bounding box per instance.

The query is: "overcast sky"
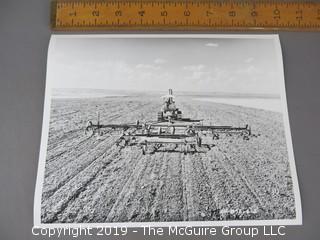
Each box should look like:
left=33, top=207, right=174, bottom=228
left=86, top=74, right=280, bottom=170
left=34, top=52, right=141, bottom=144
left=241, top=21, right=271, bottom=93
left=49, top=36, right=282, bottom=95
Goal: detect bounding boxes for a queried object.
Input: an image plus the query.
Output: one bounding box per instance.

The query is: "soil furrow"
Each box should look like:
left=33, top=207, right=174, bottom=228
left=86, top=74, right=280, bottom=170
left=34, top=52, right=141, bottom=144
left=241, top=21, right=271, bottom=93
left=214, top=146, right=266, bottom=218
left=42, top=136, right=119, bottom=200
left=58, top=147, right=142, bottom=223
left=41, top=146, right=122, bottom=223
left=105, top=152, right=148, bottom=222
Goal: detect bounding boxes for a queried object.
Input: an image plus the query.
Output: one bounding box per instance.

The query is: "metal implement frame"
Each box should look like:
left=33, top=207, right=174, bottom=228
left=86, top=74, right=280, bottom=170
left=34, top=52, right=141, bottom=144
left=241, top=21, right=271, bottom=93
left=85, top=120, right=251, bottom=154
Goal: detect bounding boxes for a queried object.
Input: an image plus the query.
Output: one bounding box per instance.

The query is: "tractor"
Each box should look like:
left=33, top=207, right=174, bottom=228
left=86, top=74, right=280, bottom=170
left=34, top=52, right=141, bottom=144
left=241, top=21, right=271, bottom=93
left=85, top=89, right=251, bottom=154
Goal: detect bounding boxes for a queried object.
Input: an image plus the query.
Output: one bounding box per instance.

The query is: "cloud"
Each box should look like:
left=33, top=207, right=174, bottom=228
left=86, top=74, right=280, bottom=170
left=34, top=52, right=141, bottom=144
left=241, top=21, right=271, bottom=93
left=245, top=57, right=254, bottom=63
left=236, top=65, right=260, bottom=75
left=127, top=69, right=175, bottom=91
left=135, top=64, right=160, bottom=70
left=190, top=71, right=210, bottom=79
left=182, top=64, right=205, bottom=71
left=154, top=58, right=166, bottom=64
left=205, top=43, right=219, bottom=47
left=182, top=64, right=210, bottom=80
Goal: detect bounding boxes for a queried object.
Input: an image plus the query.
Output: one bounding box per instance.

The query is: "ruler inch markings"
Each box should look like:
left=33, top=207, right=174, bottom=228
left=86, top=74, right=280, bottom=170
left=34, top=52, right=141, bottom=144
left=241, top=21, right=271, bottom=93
left=52, top=0, right=320, bottom=31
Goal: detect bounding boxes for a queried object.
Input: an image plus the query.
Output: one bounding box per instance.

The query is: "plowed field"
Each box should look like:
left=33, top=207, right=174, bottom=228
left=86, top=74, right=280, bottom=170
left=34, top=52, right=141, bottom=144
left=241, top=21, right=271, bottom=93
left=41, top=96, right=296, bottom=223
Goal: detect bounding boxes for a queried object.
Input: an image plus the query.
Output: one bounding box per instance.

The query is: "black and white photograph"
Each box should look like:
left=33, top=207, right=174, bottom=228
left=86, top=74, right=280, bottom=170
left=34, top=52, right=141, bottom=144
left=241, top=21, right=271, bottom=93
left=34, top=34, right=301, bottom=227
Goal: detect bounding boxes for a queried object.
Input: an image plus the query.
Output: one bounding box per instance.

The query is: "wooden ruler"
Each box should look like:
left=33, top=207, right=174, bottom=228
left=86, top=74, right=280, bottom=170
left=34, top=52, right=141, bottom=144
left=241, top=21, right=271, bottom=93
left=51, top=1, right=320, bottom=30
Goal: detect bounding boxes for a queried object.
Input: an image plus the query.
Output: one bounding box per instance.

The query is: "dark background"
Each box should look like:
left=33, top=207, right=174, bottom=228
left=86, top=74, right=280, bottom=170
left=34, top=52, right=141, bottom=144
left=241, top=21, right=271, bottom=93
left=0, top=0, right=319, bottom=239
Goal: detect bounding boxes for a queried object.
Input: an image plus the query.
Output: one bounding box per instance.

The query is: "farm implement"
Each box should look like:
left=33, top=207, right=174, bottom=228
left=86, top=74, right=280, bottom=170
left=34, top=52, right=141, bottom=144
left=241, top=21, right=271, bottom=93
left=85, top=89, right=251, bottom=154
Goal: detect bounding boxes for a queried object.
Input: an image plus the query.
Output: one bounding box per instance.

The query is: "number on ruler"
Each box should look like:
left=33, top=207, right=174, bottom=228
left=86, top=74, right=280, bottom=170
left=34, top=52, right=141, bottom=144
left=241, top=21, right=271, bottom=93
left=138, top=10, right=145, bottom=17
left=92, top=10, right=99, bottom=16
left=206, top=11, right=213, bottom=17
left=296, top=10, right=303, bottom=20
left=229, top=11, right=236, bottom=17
left=251, top=10, right=258, bottom=17
left=161, top=11, right=168, bottom=16
left=184, top=10, right=191, bottom=16
left=273, top=9, right=280, bottom=19
left=115, top=10, right=122, bottom=16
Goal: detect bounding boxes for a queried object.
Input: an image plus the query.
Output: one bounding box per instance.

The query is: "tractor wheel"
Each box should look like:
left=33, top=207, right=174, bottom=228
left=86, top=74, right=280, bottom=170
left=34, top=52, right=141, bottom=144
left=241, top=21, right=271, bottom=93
left=177, top=110, right=182, bottom=120
left=157, top=112, right=163, bottom=121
